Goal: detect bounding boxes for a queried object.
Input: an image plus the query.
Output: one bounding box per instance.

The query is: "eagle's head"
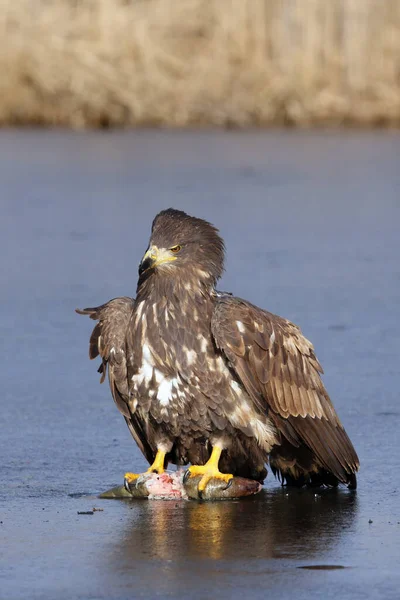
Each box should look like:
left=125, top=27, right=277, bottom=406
left=138, top=209, right=225, bottom=288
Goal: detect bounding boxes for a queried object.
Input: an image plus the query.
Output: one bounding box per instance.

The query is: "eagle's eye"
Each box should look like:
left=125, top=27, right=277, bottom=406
left=170, top=245, right=182, bottom=253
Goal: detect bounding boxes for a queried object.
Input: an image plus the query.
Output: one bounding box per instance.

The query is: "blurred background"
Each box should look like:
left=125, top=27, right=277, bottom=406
left=1, top=0, right=399, bottom=128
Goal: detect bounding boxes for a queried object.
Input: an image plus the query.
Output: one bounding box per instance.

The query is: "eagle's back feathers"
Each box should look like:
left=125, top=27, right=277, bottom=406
left=211, top=294, right=359, bottom=486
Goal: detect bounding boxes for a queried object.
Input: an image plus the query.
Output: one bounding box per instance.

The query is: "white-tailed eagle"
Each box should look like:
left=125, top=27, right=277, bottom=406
left=77, top=209, right=359, bottom=492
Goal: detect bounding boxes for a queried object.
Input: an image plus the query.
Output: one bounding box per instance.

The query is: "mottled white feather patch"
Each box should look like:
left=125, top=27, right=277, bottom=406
left=185, top=349, right=197, bottom=366
left=236, top=320, right=245, bottom=333
left=134, top=343, right=155, bottom=384
left=199, top=336, right=208, bottom=353
left=154, top=369, right=164, bottom=384
left=216, top=356, right=226, bottom=372
left=156, top=376, right=181, bottom=407
left=228, top=401, right=275, bottom=452
left=132, top=343, right=155, bottom=385
left=156, top=379, right=174, bottom=406
left=128, top=397, right=137, bottom=412
left=250, top=418, right=275, bottom=451
left=230, top=380, right=242, bottom=394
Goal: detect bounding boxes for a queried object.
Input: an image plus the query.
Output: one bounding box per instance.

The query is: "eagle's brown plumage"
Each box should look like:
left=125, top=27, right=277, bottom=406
left=76, top=298, right=155, bottom=464
left=77, top=208, right=359, bottom=488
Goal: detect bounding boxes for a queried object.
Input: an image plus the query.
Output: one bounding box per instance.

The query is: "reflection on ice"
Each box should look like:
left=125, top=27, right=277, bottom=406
left=111, top=488, right=358, bottom=564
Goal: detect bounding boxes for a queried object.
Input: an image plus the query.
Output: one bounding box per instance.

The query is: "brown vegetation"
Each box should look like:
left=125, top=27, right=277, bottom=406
left=1, top=0, right=399, bottom=127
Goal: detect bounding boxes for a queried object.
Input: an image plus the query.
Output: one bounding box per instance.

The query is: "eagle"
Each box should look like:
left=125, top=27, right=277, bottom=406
left=77, top=208, right=359, bottom=493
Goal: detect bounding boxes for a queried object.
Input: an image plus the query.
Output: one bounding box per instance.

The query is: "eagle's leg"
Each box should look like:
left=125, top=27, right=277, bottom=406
left=184, top=445, right=233, bottom=492
left=124, top=449, right=167, bottom=488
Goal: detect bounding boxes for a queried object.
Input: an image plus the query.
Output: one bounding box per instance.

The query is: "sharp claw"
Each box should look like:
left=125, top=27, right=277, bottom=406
left=198, top=489, right=204, bottom=500
left=183, top=469, right=191, bottom=484
left=224, top=478, right=233, bottom=490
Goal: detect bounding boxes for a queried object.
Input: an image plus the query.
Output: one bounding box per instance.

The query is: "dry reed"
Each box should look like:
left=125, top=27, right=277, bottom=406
left=0, top=0, right=399, bottom=127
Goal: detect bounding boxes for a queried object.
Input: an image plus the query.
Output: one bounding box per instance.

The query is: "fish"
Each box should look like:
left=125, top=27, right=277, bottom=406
left=99, top=471, right=262, bottom=500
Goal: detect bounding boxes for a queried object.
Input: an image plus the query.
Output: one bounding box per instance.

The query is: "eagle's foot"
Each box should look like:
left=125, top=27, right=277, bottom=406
left=185, top=465, right=233, bottom=492
left=124, top=472, right=145, bottom=491
left=124, top=449, right=166, bottom=490
left=183, top=445, right=233, bottom=496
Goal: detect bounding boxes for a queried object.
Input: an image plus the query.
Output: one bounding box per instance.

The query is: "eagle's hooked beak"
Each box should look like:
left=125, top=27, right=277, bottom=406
left=138, top=245, right=177, bottom=275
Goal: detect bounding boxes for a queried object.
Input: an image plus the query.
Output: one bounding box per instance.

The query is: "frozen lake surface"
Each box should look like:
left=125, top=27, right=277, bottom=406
left=0, top=129, right=399, bottom=599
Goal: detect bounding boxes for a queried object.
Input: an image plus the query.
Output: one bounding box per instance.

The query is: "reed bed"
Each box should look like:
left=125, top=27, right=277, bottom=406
left=1, top=0, right=399, bottom=127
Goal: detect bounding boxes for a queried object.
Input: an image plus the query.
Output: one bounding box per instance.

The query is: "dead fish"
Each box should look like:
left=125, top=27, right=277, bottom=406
left=99, top=484, right=148, bottom=499
left=99, top=471, right=262, bottom=501
left=183, top=475, right=262, bottom=500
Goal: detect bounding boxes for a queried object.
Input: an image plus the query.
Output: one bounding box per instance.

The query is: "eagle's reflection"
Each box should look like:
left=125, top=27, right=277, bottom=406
left=114, top=487, right=357, bottom=563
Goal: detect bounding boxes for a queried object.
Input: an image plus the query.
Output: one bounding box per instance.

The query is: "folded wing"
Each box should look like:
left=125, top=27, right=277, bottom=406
left=211, top=295, right=359, bottom=485
left=76, top=297, right=154, bottom=463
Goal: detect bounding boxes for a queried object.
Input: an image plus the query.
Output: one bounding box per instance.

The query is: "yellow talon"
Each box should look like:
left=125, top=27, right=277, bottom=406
left=146, top=449, right=167, bottom=475
left=124, top=472, right=140, bottom=484
left=124, top=449, right=166, bottom=484
left=186, top=446, right=233, bottom=491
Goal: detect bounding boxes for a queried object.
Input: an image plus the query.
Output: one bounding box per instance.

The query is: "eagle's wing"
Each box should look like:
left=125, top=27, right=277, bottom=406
left=76, top=297, right=154, bottom=463
left=211, top=295, right=359, bottom=484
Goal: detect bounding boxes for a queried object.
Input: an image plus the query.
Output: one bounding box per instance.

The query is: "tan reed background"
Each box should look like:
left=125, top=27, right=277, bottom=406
left=1, top=0, right=399, bottom=127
